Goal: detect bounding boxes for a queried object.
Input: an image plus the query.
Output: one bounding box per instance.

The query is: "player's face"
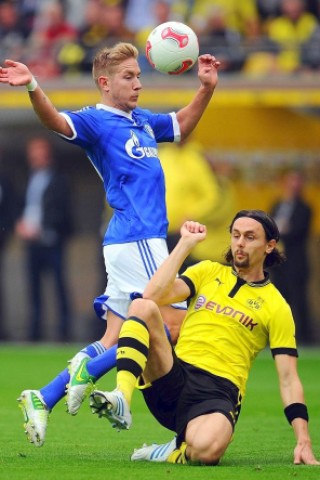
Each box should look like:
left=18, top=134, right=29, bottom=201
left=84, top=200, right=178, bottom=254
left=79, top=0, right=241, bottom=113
left=105, top=58, right=142, bottom=112
left=230, top=218, right=274, bottom=271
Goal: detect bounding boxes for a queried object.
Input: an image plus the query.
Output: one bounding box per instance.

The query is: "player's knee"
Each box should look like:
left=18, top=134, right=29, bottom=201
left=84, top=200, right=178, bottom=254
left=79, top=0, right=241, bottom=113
left=129, top=297, right=159, bottom=319
left=189, top=440, right=225, bottom=465
left=194, top=450, right=221, bottom=466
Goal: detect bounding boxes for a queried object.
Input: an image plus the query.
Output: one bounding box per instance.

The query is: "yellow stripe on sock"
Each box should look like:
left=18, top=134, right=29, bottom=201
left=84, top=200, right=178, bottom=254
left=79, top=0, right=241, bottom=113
left=116, top=346, right=148, bottom=371
left=116, top=317, right=150, bottom=405
left=119, top=317, right=149, bottom=348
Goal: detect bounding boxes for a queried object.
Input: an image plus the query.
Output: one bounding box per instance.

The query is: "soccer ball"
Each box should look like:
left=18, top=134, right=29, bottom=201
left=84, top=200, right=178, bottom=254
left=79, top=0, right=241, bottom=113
left=146, top=21, right=199, bottom=75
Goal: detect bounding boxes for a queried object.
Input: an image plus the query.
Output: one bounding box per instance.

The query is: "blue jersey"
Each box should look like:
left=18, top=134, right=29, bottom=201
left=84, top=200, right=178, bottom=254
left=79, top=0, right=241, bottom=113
left=59, top=104, right=180, bottom=245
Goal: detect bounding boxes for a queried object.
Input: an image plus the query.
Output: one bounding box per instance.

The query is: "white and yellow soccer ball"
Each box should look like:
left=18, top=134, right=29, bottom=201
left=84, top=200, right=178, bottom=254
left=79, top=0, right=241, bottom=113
left=146, top=21, right=199, bottom=75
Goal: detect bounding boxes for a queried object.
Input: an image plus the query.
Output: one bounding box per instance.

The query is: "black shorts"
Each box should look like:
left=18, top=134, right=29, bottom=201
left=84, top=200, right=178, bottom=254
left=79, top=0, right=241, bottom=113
left=141, top=355, right=242, bottom=446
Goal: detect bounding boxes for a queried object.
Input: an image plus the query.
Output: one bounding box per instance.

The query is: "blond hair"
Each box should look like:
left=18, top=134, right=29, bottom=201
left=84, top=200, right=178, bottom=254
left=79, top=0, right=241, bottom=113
left=92, top=42, right=139, bottom=88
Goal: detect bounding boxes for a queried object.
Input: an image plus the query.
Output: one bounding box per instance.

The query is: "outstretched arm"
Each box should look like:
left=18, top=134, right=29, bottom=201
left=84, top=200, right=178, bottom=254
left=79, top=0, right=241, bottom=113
left=275, top=354, right=320, bottom=466
left=143, top=221, right=206, bottom=305
left=0, top=60, right=72, bottom=136
left=176, top=54, right=220, bottom=141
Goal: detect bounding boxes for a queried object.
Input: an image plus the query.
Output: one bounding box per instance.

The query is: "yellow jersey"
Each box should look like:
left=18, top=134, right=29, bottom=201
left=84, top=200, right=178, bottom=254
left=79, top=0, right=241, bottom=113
left=176, top=261, right=297, bottom=398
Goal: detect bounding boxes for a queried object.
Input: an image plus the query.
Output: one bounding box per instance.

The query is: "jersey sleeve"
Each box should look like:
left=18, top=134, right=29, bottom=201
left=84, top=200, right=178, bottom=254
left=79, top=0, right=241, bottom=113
left=269, top=301, right=298, bottom=357
left=180, top=260, right=215, bottom=297
left=58, top=108, right=101, bottom=148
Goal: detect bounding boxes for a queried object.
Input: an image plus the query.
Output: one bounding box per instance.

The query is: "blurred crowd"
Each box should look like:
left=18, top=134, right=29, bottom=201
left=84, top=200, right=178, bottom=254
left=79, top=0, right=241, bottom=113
left=1, top=0, right=320, bottom=79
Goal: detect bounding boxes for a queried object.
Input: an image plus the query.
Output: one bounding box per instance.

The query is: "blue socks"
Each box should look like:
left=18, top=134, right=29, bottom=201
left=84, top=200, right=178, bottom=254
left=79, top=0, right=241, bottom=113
left=86, top=344, right=117, bottom=379
left=81, top=341, right=108, bottom=358
left=39, top=325, right=171, bottom=410
left=40, top=368, right=70, bottom=410
left=40, top=341, right=108, bottom=410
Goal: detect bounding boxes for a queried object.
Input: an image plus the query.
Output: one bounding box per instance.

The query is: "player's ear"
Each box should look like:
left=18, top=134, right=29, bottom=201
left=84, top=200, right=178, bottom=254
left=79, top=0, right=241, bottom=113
left=266, top=239, right=277, bottom=254
left=98, top=75, right=109, bottom=92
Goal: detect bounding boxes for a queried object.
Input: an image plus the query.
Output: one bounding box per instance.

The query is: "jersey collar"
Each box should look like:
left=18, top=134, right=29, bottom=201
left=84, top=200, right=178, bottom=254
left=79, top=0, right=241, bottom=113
left=231, top=267, right=271, bottom=287
left=96, top=103, right=133, bottom=120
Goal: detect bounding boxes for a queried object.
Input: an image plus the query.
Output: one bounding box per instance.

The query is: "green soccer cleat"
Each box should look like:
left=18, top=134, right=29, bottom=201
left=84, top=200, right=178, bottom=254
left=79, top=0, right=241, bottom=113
left=17, top=390, right=50, bottom=447
left=89, top=389, right=132, bottom=431
left=66, top=354, right=96, bottom=415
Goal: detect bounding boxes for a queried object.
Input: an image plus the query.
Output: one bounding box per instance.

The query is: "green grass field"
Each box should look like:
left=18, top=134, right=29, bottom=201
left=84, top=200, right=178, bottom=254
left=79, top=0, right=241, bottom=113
left=1, top=344, right=319, bottom=480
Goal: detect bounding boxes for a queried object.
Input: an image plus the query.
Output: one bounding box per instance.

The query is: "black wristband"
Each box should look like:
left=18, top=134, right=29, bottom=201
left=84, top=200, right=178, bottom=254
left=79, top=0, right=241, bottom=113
left=284, top=403, right=309, bottom=424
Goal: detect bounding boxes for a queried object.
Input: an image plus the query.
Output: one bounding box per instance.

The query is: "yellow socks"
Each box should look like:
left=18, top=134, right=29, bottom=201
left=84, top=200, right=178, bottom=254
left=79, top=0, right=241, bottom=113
left=116, top=316, right=149, bottom=404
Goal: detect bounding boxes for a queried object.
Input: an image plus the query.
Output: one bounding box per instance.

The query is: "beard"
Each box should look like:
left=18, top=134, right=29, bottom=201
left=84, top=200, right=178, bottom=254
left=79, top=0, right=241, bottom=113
left=233, top=253, right=249, bottom=268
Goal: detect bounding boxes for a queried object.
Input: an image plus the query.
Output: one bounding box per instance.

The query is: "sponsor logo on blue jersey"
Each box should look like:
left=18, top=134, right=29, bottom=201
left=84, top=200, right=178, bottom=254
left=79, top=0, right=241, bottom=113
left=125, top=130, right=158, bottom=159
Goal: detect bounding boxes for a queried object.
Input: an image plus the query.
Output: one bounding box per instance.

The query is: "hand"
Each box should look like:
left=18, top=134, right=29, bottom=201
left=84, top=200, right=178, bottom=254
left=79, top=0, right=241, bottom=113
left=197, top=54, right=220, bottom=90
left=0, top=59, right=33, bottom=87
left=293, top=441, right=320, bottom=465
left=180, top=221, right=207, bottom=245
